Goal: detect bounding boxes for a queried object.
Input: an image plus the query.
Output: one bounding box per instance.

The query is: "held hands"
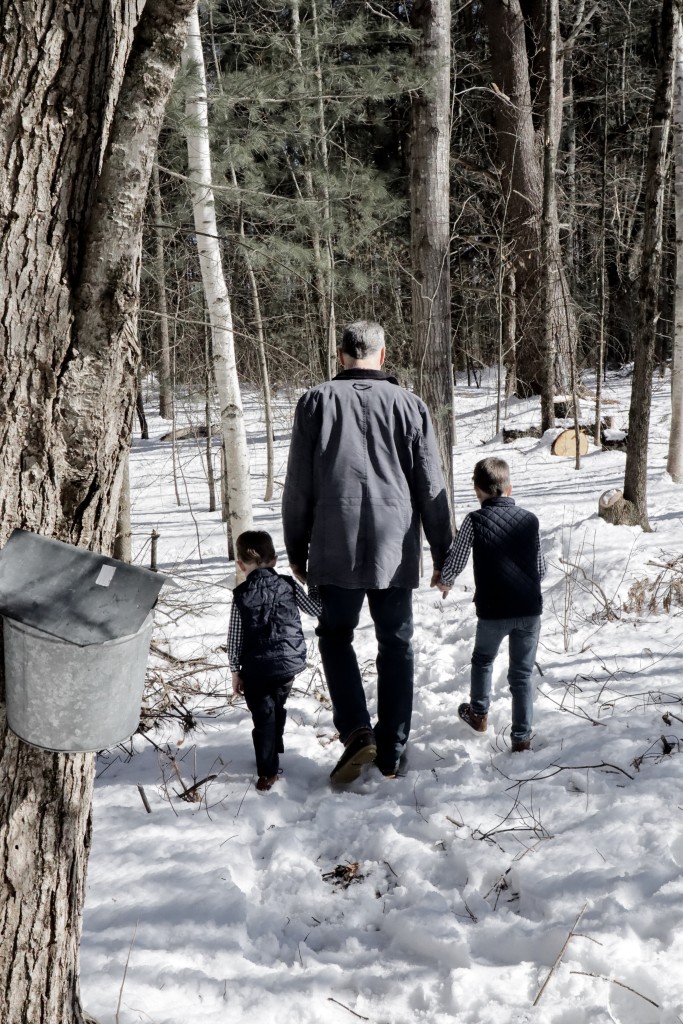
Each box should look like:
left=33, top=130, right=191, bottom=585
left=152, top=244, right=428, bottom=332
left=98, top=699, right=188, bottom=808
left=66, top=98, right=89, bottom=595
left=232, top=671, right=244, bottom=696
left=430, top=568, right=451, bottom=600
left=289, top=563, right=308, bottom=584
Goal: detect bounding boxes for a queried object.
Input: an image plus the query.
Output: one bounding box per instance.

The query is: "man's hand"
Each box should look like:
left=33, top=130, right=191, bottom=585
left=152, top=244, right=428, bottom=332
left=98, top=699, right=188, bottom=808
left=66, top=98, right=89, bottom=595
left=430, top=569, right=451, bottom=600
left=231, top=671, right=244, bottom=696
left=290, top=563, right=307, bottom=584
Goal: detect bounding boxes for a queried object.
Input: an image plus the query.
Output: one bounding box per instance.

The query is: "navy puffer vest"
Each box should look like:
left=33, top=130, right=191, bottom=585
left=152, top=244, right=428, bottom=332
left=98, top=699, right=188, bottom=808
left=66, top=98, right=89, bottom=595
left=232, top=568, right=307, bottom=679
left=470, top=497, right=542, bottom=619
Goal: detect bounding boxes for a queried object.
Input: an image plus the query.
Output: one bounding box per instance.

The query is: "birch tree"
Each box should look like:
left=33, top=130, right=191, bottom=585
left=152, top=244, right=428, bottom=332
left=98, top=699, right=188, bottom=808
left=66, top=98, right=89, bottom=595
left=182, top=4, right=253, bottom=543
left=0, top=2, right=193, bottom=1020
left=668, top=7, right=683, bottom=482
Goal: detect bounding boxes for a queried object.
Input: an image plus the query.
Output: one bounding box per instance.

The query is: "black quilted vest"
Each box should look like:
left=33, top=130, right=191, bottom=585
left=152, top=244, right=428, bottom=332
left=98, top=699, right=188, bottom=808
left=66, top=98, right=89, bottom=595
left=232, top=568, right=307, bottom=679
left=470, top=497, right=542, bottom=619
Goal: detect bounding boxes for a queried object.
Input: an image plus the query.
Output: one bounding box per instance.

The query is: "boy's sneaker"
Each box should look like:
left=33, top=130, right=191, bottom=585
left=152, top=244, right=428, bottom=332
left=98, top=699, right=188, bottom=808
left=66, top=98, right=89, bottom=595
left=458, top=702, right=488, bottom=733
left=510, top=738, right=531, bottom=753
left=330, top=728, right=377, bottom=784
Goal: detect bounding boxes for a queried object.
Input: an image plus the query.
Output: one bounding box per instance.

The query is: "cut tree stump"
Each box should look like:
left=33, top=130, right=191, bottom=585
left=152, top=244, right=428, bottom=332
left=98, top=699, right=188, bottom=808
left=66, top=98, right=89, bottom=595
left=598, top=489, right=641, bottom=526
left=551, top=428, right=589, bottom=457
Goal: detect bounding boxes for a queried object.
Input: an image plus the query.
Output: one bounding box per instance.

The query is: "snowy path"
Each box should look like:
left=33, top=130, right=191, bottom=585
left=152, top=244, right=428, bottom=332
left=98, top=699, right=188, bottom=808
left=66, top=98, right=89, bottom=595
left=81, top=373, right=683, bottom=1024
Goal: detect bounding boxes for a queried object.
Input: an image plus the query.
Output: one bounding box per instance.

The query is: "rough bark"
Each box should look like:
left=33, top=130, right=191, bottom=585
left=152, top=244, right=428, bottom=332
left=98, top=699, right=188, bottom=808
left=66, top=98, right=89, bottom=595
left=0, top=2, right=193, bottom=1020
left=410, top=0, right=454, bottom=513
left=623, top=0, right=676, bottom=526
left=483, top=0, right=575, bottom=399
left=598, top=489, right=642, bottom=527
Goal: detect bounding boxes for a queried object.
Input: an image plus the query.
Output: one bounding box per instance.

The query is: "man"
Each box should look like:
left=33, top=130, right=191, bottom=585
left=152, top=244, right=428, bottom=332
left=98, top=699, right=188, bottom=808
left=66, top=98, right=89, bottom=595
left=282, top=320, right=452, bottom=783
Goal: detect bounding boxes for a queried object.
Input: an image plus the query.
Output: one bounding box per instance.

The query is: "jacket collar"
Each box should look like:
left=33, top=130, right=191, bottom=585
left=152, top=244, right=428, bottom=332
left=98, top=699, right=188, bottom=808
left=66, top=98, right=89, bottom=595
left=481, top=496, right=516, bottom=508
left=333, top=368, right=399, bottom=385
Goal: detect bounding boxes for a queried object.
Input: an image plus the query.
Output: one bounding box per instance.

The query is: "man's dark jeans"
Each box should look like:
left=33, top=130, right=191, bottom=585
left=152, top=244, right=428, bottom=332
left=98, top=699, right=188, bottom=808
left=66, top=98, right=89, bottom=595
left=242, top=674, right=294, bottom=778
left=316, top=585, right=414, bottom=773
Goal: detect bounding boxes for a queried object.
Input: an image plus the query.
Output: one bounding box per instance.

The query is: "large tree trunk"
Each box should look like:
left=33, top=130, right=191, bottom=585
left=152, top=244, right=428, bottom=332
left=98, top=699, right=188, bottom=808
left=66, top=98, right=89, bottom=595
left=483, top=0, right=574, bottom=400
left=182, top=5, right=253, bottom=553
left=623, top=0, right=676, bottom=527
left=410, top=0, right=454, bottom=513
left=0, top=2, right=193, bottom=1021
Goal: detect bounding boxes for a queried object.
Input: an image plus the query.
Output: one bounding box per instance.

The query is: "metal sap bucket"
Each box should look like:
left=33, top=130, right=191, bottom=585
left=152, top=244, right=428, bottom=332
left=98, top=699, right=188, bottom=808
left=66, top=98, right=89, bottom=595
left=0, top=529, right=167, bottom=753
left=3, top=613, right=155, bottom=752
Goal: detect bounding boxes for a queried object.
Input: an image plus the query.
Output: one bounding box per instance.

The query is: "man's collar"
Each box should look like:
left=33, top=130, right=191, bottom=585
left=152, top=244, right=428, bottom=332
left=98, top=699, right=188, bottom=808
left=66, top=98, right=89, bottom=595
left=333, top=368, right=399, bottom=384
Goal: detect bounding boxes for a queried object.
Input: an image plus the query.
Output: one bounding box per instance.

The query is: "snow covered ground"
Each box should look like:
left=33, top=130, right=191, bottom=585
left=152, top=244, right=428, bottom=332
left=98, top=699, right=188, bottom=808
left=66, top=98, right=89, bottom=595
left=81, top=370, right=683, bottom=1024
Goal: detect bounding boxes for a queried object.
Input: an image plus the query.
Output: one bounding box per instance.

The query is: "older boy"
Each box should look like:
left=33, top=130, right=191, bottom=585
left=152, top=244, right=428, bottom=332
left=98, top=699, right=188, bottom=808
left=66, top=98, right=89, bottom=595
left=228, top=530, right=322, bottom=790
left=435, top=458, right=546, bottom=752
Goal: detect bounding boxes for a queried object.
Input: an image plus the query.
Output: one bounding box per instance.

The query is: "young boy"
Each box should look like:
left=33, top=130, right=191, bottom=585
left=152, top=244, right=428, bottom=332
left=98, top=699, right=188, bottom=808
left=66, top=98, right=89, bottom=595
left=228, top=530, right=322, bottom=790
left=435, top=458, right=546, bottom=752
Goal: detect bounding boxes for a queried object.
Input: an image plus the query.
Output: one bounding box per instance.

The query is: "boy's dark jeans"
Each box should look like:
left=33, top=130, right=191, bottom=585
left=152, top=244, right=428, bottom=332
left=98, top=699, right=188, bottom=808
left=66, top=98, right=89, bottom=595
left=242, top=674, right=294, bottom=778
left=316, top=585, right=414, bottom=773
left=469, top=615, right=541, bottom=743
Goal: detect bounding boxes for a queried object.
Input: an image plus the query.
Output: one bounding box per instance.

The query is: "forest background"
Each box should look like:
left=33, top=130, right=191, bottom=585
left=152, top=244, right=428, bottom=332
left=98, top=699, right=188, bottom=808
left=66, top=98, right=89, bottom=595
left=2, top=0, right=683, bottom=1021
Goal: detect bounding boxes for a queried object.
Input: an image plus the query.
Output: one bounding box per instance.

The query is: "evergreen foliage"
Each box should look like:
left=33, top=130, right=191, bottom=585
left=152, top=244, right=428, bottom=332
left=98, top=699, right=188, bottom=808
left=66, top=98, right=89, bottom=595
left=142, top=0, right=676, bottom=394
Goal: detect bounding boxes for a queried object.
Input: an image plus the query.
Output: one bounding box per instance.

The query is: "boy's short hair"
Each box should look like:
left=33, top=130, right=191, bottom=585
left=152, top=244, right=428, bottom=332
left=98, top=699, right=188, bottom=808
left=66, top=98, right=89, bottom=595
left=235, top=530, right=276, bottom=566
left=340, top=320, right=385, bottom=359
left=473, top=457, right=510, bottom=497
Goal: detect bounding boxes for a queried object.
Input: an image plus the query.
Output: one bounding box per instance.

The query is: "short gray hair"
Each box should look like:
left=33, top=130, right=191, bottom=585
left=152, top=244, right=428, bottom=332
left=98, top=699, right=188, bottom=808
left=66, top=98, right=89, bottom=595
left=340, top=320, right=385, bottom=359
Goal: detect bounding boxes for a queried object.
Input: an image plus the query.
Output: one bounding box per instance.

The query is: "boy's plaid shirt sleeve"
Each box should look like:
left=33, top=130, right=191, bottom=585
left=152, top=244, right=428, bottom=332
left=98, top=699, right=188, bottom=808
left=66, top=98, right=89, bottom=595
left=440, top=515, right=474, bottom=586
left=227, top=602, right=243, bottom=672
left=294, top=581, right=323, bottom=617
left=537, top=538, right=547, bottom=580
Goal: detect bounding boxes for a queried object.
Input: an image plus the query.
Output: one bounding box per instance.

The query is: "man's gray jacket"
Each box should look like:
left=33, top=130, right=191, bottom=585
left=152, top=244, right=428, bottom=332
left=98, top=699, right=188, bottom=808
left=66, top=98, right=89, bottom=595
left=282, top=369, right=453, bottom=589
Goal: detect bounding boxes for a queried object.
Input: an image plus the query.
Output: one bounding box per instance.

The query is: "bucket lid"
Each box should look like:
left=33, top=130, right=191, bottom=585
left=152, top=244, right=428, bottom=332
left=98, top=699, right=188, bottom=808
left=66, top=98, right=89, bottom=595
left=0, top=529, right=167, bottom=646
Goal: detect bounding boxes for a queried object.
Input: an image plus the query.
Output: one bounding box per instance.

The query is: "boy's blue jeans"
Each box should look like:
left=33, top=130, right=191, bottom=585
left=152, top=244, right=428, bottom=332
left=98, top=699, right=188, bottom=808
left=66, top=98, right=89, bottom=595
left=469, top=615, right=541, bottom=743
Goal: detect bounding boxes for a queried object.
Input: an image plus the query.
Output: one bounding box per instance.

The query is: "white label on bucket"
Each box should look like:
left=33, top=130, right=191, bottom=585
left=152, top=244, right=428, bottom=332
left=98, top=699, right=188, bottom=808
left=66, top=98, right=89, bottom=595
left=95, top=565, right=116, bottom=587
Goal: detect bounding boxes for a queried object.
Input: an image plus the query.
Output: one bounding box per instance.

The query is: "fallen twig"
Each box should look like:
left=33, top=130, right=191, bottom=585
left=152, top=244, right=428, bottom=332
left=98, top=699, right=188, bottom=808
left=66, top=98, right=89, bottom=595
left=115, top=920, right=138, bottom=1024
left=533, top=903, right=587, bottom=1005
left=570, top=971, right=659, bottom=1009
left=327, top=997, right=369, bottom=1020
left=136, top=785, right=152, bottom=813
left=173, top=773, right=218, bottom=802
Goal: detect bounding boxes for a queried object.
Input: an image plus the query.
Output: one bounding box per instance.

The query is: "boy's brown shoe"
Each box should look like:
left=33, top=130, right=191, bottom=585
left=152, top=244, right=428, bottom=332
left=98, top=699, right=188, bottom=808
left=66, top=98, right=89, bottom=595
left=458, top=702, right=488, bottom=733
left=510, top=739, right=531, bottom=753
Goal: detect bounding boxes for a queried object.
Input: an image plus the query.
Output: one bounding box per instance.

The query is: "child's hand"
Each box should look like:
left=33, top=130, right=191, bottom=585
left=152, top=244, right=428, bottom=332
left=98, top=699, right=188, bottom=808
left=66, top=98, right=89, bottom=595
left=232, top=672, right=244, bottom=695
left=430, top=569, right=451, bottom=600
